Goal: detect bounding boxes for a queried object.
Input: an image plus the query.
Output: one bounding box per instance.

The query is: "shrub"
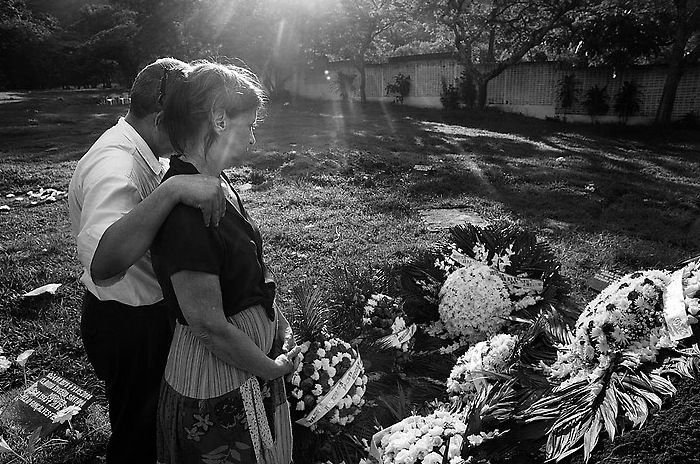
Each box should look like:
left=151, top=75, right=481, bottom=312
left=331, top=71, right=356, bottom=101
left=677, top=111, right=699, bottom=130
left=385, top=73, right=411, bottom=103
left=458, top=70, right=477, bottom=108
left=557, top=74, right=578, bottom=110
left=614, top=80, right=642, bottom=124
left=582, top=85, right=609, bottom=121
left=440, top=78, right=460, bottom=110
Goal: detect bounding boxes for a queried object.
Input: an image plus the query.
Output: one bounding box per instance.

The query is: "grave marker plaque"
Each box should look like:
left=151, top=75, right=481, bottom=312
left=586, top=269, right=624, bottom=293
left=1, top=372, right=93, bottom=437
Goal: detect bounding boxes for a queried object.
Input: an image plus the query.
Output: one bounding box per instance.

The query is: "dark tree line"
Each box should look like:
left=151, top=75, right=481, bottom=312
left=2, top=0, right=697, bottom=123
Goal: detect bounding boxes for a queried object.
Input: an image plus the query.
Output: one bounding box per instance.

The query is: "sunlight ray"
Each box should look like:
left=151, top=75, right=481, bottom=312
left=378, top=99, right=396, bottom=133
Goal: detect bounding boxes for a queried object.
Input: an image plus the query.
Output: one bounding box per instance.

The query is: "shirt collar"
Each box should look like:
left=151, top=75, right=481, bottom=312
left=117, top=117, right=165, bottom=176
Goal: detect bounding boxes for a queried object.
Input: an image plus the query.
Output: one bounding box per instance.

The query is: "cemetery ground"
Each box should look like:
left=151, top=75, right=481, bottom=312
left=0, top=89, right=699, bottom=463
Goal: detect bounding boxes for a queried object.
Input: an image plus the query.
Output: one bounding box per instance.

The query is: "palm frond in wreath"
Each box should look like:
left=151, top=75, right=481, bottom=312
left=522, top=361, right=679, bottom=463
left=288, top=281, right=331, bottom=342
left=398, top=250, right=443, bottom=323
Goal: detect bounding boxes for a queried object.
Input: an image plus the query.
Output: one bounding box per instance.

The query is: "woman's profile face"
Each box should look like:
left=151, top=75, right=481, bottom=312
left=211, top=109, right=257, bottom=169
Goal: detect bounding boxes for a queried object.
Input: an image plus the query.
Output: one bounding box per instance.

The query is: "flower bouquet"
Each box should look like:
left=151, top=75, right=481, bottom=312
left=362, top=294, right=416, bottom=353
left=369, top=410, right=467, bottom=464
left=447, top=333, right=518, bottom=402
left=527, top=269, right=700, bottom=462
left=286, top=283, right=368, bottom=433
left=400, top=222, right=568, bottom=353
left=288, top=338, right=368, bottom=431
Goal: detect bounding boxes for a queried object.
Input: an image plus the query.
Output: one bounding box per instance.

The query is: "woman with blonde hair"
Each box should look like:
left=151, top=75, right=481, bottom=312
left=151, top=61, right=299, bottom=464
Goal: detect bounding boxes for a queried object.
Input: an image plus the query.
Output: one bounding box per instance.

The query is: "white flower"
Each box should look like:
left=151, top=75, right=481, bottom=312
left=312, top=359, right=323, bottom=370
left=374, top=410, right=467, bottom=464
left=438, top=264, right=511, bottom=341
left=466, top=434, right=484, bottom=446
left=548, top=270, right=672, bottom=382
left=447, top=333, right=517, bottom=398
left=316, top=348, right=326, bottom=358
left=52, top=405, right=81, bottom=424
left=290, top=372, right=301, bottom=386
left=0, top=357, right=10, bottom=372
left=15, top=349, right=35, bottom=367
left=423, top=452, right=443, bottom=464
left=296, top=401, right=305, bottom=411
left=312, top=384, right=323, bottom=396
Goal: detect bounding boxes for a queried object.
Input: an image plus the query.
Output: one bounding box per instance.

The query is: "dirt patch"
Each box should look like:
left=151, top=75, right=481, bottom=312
left=568, top=377, right=700, bottom=464
left=418, top=208, right=488, bottom=231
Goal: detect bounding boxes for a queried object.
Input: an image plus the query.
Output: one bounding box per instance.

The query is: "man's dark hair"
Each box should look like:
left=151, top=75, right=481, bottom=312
left=129, top=58, right=190, bottom=119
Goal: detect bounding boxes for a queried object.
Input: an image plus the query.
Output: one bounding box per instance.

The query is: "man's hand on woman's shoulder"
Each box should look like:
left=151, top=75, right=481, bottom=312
left=165, top=175, right=226, bottom=227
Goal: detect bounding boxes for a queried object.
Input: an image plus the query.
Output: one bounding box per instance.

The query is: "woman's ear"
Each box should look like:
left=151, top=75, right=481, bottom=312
left=212, top=108, right=227, bottom=133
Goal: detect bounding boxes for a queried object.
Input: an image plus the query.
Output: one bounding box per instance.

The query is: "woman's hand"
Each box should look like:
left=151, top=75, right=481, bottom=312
left=275, top=308, right=296, bottom=353
left=272, top=345, right=302, bottom=379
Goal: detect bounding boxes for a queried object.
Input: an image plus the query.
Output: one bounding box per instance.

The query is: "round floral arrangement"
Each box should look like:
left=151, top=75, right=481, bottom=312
left=546, top=270, right=676, bottom=383
left=438, top=263, right=513, bottom=342
left=371, top=410, right=467, bottom=464
left=401, top=223, right=566, bottom=352
left=447, top=333, right=518, bottom=400
left=287, top=337, right=368, bottom=431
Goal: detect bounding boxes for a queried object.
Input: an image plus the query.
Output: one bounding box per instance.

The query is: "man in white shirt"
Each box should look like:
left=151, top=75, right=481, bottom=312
left=69, top=58, right=226, bottom=464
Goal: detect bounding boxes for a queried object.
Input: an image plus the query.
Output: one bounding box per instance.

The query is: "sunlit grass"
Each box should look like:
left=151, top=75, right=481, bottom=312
left=0, top=90, right=699, bottom=462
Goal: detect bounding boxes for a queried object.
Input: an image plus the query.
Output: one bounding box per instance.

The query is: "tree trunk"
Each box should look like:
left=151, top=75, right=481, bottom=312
left=486, top=28, right=496, bottom=63
left=476, top=77, right=488, bottom=108
left=359, top=61, right=367, bottom=103
left=655, top=61, right=684, bottom=124
left=655, top=0, right=691, bottom=124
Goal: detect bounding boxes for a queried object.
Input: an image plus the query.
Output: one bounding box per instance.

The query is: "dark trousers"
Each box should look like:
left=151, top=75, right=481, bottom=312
left=80, top=291, right=174, bottom=464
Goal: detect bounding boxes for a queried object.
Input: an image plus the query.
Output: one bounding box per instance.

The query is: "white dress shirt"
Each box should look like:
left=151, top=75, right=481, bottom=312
left=69, top=117, right=169, bottom=306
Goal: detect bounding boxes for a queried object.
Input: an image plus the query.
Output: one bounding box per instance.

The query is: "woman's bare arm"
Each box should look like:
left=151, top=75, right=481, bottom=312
left=171, top=270, right=299, bottom=380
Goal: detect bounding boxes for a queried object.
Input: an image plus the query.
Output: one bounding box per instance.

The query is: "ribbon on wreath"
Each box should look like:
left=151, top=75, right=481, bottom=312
left=663, top=269, right=694, bottom=341
left=295, top=354, right=363, bottom=427
left=450, top=250, right=544, bottom=295
left=378, top=323, right=417, bottom=349
left=240, top=377, right=278, bottom=464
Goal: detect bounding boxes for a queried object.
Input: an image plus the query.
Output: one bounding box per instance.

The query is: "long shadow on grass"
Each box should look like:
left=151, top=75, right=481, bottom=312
left=262, top=100, right=700, bottom=249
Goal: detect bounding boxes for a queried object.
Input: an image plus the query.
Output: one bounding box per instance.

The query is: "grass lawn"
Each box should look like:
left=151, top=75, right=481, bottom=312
left=0, top=89, right=699, bottom=463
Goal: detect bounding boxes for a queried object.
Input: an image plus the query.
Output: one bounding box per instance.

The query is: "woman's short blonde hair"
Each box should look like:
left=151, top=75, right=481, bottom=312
left=163, top=61, right=266, bottom=156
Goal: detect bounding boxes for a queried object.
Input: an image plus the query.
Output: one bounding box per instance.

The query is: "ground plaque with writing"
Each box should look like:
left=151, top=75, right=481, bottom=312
left=0, top=372, right=93, bottom=437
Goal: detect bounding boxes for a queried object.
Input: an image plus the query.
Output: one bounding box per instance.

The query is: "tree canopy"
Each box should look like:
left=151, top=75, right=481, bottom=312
left=1, top=0, right=697, bottom=121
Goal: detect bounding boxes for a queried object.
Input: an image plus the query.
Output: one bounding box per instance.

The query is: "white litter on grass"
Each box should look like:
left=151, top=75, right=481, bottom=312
left=22, top=283, right=62, bottom=298
left=0, top=205, right=10, bottom=211
left=413, top=164, right=433, bottom=172
left=1, top=187, right=67, bottom=207
left=237, top=183, right=253, bottom=192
